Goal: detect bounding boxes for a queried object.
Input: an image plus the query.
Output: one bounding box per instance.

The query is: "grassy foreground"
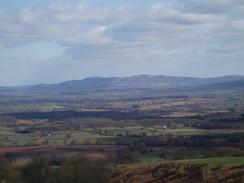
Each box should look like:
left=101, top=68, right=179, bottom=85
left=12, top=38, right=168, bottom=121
left=139, top=152, right=244, bottom=166
left=176, top=156, right=244, bottom=166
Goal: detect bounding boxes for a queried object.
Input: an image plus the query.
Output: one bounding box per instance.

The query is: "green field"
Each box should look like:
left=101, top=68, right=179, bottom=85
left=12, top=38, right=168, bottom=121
left=139, top=152, right=244, bottom=166
left=102, top=126, right=244, bottom=137
left=176, top=157, right=244, bottom=166
left=0, top=102, right=68, bottom=114
left=0, top=126, right=109, bottom=146
left=1, top=124, right=244, bottom=147
left=0, top=126, right=35, bottom=146
left=47, top=130, right=109, bottom=145
left=140, top=152, right=162, bottom=163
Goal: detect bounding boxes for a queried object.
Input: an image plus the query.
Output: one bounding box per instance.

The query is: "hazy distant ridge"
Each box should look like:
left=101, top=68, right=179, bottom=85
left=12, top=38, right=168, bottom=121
left=1, top=75, right=244, bottom=93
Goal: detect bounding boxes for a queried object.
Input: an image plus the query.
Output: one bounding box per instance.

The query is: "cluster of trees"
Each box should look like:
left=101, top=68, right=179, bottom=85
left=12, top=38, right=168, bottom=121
left=184, top=113, right=244, bottom=129
left=98, top=132, right=244, bottom=148
left=0, top=155, right=112, bottom=183
left=115, top=149, right=142, bottom=164
left=1, top=153, right=244, bottom=183
left=8, top=110, right=150, bottom=121
left=0, top=149, right=142, bottom=183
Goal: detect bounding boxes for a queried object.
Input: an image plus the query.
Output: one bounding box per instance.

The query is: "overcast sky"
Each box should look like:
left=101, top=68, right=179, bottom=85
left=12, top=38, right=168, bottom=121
left=0, top=0, right=244, bottom=86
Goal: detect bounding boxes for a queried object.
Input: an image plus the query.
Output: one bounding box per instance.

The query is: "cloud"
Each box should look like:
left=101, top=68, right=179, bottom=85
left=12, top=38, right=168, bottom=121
left=0, top=1, right=242, bottom=48
left=0, top=0, right=244, bottom=85
left=182, top=0, right=244, bottom=15
left=62, top=25, right=110, bottom=46
left=233, top=19, right=244, bottom=31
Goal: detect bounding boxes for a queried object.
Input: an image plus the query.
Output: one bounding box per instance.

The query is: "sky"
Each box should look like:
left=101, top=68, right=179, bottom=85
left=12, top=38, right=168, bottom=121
left=0, top=0, right=244, bottom=86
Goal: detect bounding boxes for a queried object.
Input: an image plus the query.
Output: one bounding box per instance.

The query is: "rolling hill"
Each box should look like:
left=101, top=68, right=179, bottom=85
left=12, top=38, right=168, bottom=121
left=1, top=75, right=244, bottom=94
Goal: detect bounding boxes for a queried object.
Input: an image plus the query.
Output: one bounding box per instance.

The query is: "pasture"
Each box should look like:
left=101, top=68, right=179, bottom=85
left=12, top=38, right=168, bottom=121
left=139, top=152, right=244, bottom=166
left=0, top=126, right=109, bottom=147
left=176, top=157, right=244, bottom=166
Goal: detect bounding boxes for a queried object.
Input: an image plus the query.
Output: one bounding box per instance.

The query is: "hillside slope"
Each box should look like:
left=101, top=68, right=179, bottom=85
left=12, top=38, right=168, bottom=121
left=112, top=163, right=244, bottom=183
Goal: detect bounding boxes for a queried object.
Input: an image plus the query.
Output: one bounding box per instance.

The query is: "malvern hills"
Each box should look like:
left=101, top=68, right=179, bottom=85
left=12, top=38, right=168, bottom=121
left=1, top=75, right=244, bottom=94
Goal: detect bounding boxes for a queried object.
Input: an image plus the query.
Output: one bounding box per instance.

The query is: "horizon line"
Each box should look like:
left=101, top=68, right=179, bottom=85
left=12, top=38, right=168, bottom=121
left=1, top=74, right=244, bottom=88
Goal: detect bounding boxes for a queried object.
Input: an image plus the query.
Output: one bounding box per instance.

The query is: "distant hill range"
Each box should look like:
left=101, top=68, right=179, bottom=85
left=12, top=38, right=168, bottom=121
left=1, top=75, right=244, bottom=94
